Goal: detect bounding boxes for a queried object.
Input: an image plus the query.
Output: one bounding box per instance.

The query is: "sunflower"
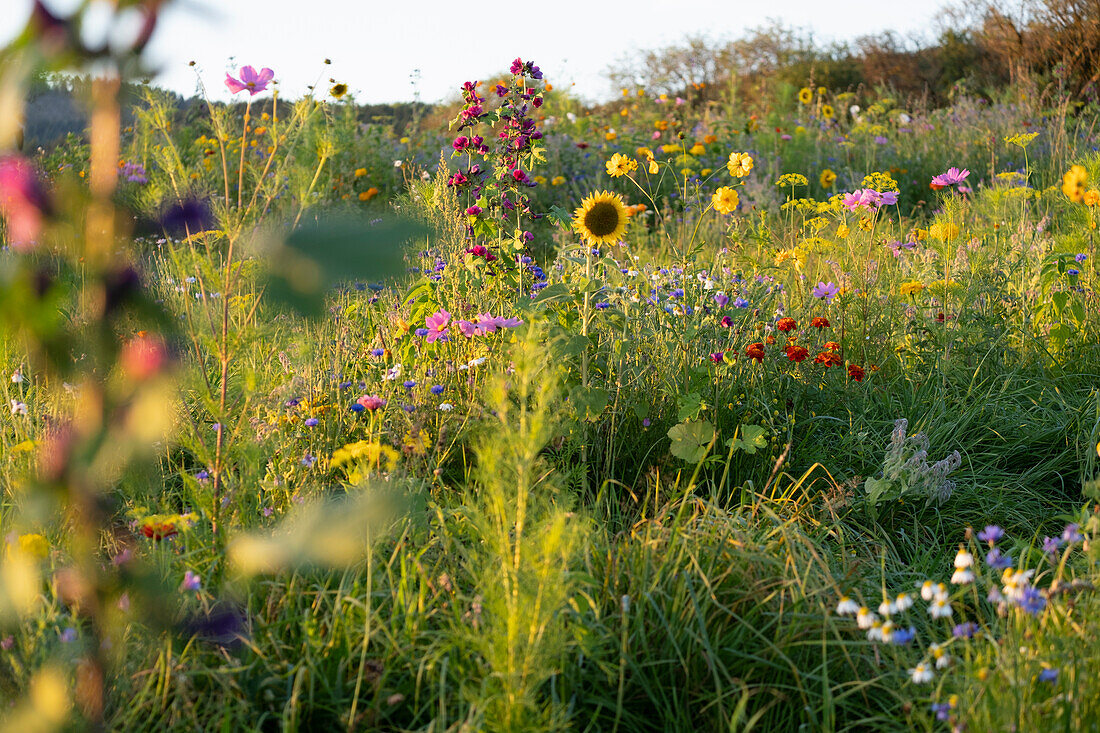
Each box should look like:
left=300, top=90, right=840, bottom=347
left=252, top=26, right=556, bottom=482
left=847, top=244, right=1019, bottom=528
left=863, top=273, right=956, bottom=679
left=711, top=186, right=740, bottom=214
left=330, top=83, right=348, bottom=99
left=820, top=168, right=837, bottom=189
left=573, top=191, right=628, bottom=244
left=798, top=87, right=812, bottom=104
left=821, top=104, right=835, bottom=119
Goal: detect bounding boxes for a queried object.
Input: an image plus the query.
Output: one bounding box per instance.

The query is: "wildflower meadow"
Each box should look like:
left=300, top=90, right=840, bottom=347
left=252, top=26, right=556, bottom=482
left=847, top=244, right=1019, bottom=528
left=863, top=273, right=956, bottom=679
left=2, top=1, right=1100, bottom=731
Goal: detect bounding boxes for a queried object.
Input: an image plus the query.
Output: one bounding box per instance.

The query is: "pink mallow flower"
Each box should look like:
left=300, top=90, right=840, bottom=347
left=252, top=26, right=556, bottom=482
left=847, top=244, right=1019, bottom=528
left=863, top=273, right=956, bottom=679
left=225, top=66, right=275, bottom=96
left=930, top=167, right=969, bottom=190
left=0, top=155, right=49, bottom=250
left=425, top=309, right=450, bottom=342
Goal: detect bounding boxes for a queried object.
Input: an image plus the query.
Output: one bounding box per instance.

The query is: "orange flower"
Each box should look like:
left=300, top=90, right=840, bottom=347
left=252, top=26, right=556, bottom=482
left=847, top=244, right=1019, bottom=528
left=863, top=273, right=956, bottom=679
left=359, top=187, right=380, bottom=202
left=814, top=351, right=842, bottom=367
left=848, top=364, right=865, bottom=381
left=765, top=334, right=776, bottom=344
left=811, top=316, right=830, bottom=329
left=786, top=345, right=809, bottom=363
left=746, top=343, right=766, bottom=362
left=776, top=317, right=797, bottom=332
left=824, top=341, right=841, bottom=352
left=703, top=134, right=717, bottom=144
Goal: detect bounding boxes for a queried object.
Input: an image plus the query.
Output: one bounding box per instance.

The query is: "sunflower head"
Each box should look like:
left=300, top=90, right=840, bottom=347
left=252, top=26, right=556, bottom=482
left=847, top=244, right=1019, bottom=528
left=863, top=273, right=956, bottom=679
left=573, top=191, right=628, bottom=245
left=331, top=83, right=348, bottom=99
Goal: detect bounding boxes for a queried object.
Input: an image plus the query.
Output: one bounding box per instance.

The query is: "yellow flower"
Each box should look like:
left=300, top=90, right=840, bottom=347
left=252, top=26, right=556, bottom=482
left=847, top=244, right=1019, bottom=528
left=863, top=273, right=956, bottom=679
left=648, top=159, right=659, bottom=175
left=899, top=281, right=925, bottom=296
left=533, top=175, right=547, bottom=185
left=606, top=153, right=638, bottom=178
left=635, top=146, right=653, bottom=159
left=354, top=168, right=367, bottom=178
left=14, top=533, right=49, bottom=560
left=605, top=131, right=617, bottom=141
left=1085, top=189, right=1100, bottom=207
left=711, top=186, right=740, bottom=214
left=330, top=83, right=348, bottom=98
left=817, top=86, right=826, bottom=96
left=1063, top=165, right=1088, bottom=202
left=1004, top=132, right=1039, bottom=148
left=661, top=143, right=684, bottom=155
left=403, top=430, right=431, bottom=456
left=727, top=152, right=754, bottom=178
left=821, top=104, right=834, bottom=119
left=654, top=120, right=669, bottom=131
left=399, top=136, right=410, bottom=144
left=775, top=248, right=806, bottom=266
left=836, top=223, right=850, bottom=239
left=775, top=173, right=809, bottom=188
left=573, top=191, right=628, bottom=245
left=700, top=168, right=712, bottom=176
left=820, top=169, right=837, bottom=189
left=551, top=175, right=566, bottom=186
left=689, top=143, right=706, bottom=156
left=798, top=87, right=812, bottom=104
left=928, top=221, right=960, bottom=241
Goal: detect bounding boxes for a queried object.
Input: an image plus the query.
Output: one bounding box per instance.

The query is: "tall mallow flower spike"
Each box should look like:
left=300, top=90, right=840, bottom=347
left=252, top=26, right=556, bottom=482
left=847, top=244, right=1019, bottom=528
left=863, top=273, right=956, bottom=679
left=225, top=66, right=275, bottom=96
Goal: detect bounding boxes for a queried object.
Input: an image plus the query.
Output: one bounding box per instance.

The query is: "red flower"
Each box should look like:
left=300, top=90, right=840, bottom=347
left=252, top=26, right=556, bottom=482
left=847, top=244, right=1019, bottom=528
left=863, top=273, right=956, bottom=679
left=776, top=317, right=796, bottom=332
left=141, top=522, right=178, bottom=541
left=786, top=344, right=809, bottom=363
left=746, top=342, right=766, bottom=362
left=720, top=315, right=732, bottom=328
left=811, top=316, right=830, bottom=329
left=814, top=351, right=842, bottom=367
left=848, top=364, right=865, bottom=381
left=824, top=341, right=841, bottom=352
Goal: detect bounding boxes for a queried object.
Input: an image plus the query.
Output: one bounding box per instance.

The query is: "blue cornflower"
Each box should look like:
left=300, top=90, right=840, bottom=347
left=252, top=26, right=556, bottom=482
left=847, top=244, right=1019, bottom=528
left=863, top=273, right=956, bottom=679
left=339, top=380, right=353, bottom=389
left=1042, top=536, right=1064, bottom=555
left=304, top=417, right=319, bottom=427
left=985, top=548, right=1013, bottom=570
left=670, top=288, right=685, bottom=298
left=930, top=702, right=952, bottom=721
left=1076, top=253, right=1088, bottom=263
left=403, top=380, right=416, bottom=390
left=1039, top=667, right=1059, bottom=683
left=430, top=385, right=444, bottom=395
left=285, top=398, right=300, bottom=407
left=1018, top=587, right=1046, bottom=615
left=415, top=328, right=429, bottom=337
left=977, top=525, right=1004, bottom=544
left=1068, top=268, right=1080, bottom=276
left=370, top=348, right=385, bottom=356
left=301, top=454, right=315, bottom=467
left=350, top=403, right=365, bottom=413
left=952, top=621, right=978, bottom=639
left=890, top=626, right=916, bottom=645
left=733, top=297, right=750, bottom=308
left=595, top=302, right=611, bottom=309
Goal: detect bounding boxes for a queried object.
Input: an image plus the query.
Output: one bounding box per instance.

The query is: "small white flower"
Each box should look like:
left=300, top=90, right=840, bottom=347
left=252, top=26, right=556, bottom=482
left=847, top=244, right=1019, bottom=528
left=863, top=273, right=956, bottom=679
left=703, top=278, right=716, bottom=290
left=835, top=596, right=860, bottom=615
left=566, top=112, right=577, bottom=123
left=856, top=607, right=877, bottom=629
left=878, top=599, right=896, bottom=617
left=467, top=356, right=487, bottom=367
left=438, top=403, right=454, bottom=412
left=383, top=363, right=403, bottom=381
left=11, top=371, right=23, bottom=384
left=898, top=112, right=912, bottom=124
left=919, top=580, right=936, bottom=601
left=893, top=593, right=914, bottom=612
left=880, top=621, right=895, bottom=643
left=951, top=568, right=974, bottom=585
left=849, top=104, right=861, bottom=116
left=953, top=548, right=974, bottom=569
left=866, top=621, right=883, bottom=642
left=930, top=643, right=952, bottom=669
left=909, top=663, right=934, bottom=684
left=928, top=597, right=953, bottom=619
left=10, top=399, right=27, bottom=416
left=933, top=583, right=949, bottom=603
left=393, top=159, right=403, bottom=167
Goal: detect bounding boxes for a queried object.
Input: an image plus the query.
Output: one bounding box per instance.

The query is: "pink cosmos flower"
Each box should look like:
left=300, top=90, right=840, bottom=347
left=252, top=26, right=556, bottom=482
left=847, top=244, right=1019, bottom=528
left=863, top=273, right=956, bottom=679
left=930, top=167, right=969, bottom=190
left=457, top=320, right=480, bottom=338
left=457, top=314, right=523, bottom=338
left=425, top=309, right=450, bottom=343
left=0, top=155, right=50, bottom=250
left=880, top=191, right=899, bottom=206
left=841, top=188, right=882, bottom=211
left=225, top=66, right=275, bottom=96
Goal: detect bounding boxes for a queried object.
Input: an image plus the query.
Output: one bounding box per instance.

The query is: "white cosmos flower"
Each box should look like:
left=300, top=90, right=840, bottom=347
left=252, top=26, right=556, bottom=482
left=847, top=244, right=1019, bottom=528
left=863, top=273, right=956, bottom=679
left=920, top=580, right=936, bottom=601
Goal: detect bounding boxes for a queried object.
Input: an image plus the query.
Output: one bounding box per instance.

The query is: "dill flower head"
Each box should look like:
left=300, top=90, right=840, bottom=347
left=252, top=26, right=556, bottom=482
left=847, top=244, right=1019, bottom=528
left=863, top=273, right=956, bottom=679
left=572, top=191, right=628, bottom=245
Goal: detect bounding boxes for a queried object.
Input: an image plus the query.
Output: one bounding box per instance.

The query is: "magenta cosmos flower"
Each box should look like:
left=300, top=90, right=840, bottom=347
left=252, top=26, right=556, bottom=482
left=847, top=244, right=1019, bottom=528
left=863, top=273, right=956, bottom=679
left=0, top=155, right=50, bottom=250
left=425, top=309, right=450, bottom=342
left=225, top=66, right=275, bottom=96
left=930, top=167, right=969, bottom=190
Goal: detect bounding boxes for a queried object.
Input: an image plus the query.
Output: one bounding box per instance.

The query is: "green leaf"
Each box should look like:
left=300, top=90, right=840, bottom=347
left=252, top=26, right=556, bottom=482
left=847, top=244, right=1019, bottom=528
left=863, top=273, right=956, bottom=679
left=726, top=424, right=768, bottom=455
left=677, top=392, right=705, bottom=421
left=667, top=419, right=715, bottom=463
left=570, top=386, right=609, bottom=421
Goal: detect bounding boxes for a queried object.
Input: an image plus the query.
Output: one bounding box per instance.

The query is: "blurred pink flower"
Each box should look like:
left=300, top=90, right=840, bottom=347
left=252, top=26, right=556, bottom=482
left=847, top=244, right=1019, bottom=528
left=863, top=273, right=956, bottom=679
left=225, top=66, right=275, bottom=96
left=0, top=155, right=49, bottom=250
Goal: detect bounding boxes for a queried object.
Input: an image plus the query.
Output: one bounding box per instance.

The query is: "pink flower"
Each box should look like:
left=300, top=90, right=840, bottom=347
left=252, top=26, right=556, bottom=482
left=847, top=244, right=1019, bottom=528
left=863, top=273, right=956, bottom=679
left=181, top=570, right=201, bottom=592
left=457, top=320, right=480, bottom=338
left=425, top=309, right=450, bottom=343
left=880, top=191, right=899, bottom=206
left=930, top=167, right=970, bottom=190
left=0, top=155, right=49, bottom=250
left=841, top=188, right=882, bottom=211
left=357, top=394, right=386, bottom=411
left=225, top=66, right=275, bottom=96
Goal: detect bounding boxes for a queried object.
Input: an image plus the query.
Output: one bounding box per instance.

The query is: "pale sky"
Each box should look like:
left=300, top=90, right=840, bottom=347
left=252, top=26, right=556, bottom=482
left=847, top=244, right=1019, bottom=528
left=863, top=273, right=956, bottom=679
left=1, top=0, right=948, bottom=104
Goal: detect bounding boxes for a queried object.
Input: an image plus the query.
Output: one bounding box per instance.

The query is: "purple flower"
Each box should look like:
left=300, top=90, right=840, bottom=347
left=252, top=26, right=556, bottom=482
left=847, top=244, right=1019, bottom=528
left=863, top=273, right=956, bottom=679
left=714, top=293, right=729, bottom=307
left=304, top=417, right=319, bottom=427
left=733, top=297, right=750, bottom=308
left=430, top=385, right=444, bottom=395
left=952, top=621, right=978, bottom=639
left=403, top=380, right=416, bottom=390
left=1039, top=667, right=1059, bottom=683
left=1042, top=536, right=1064, bottom=555
left=370, top=348, right=385, bottom=356
left=1063, top=523, right=1083, bottom=543
left=811, top=281, right=839, bottom=301
left=1068, top=268, right=1080, bottom=276
left=873, top=135, right=889, bottom=145
left=1075, top=253, right=1087, bottom=263
left=1017, top=586, right=1046, bottom=615
left=225, top=66, right=275, bottom=96
left=642, top=418, right=651, bottom=427
left=879, top=191, right=898, bottom=206
left=59, top=628, right=77, bottom=643
left=930, top=167, right=970, bottom=189
left=301, top=454, right=315, bottom=467
left=977, top=525, right=1004, bottom=544
left=425, top=309, right=451, bottom=343
left=181, top=570, right=202, bottom=592
left=985, top=548, right=1013, bottom=570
